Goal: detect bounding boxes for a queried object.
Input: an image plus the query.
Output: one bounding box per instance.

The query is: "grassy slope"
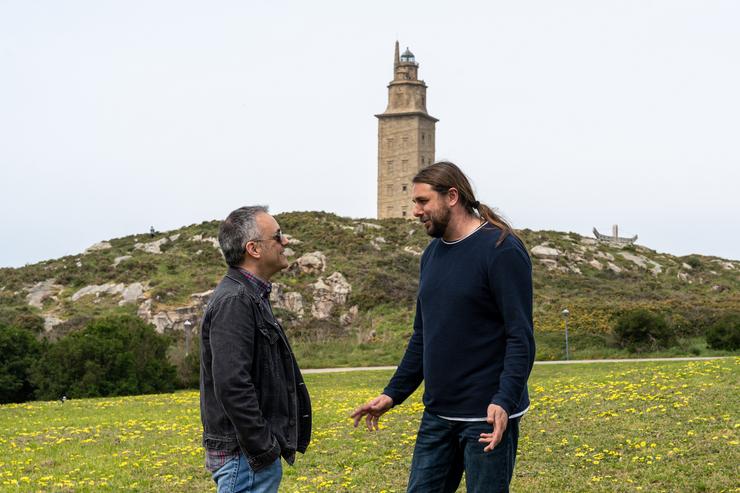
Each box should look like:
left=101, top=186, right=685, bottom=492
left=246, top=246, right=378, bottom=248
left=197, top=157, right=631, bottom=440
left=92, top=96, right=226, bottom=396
left=0, top=212, right=738, bottom=365
left=0, top=358, right=737, bottom=492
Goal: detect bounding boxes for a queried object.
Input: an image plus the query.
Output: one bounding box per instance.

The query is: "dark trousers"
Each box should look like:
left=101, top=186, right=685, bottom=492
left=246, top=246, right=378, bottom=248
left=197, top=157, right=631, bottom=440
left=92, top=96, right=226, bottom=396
left=407, top=411, right=520, bottom=493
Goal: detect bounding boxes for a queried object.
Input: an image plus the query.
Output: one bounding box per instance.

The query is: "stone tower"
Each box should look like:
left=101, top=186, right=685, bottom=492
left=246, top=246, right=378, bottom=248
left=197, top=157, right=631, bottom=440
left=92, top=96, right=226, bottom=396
left=376, top=41, right=438, bottom=219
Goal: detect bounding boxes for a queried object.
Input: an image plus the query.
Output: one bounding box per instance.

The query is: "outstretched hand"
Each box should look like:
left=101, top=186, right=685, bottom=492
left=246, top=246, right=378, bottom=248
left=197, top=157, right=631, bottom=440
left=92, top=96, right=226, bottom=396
left=350, top=394, right=394, bottom=431
left=478, top=404, right=508, bottom=452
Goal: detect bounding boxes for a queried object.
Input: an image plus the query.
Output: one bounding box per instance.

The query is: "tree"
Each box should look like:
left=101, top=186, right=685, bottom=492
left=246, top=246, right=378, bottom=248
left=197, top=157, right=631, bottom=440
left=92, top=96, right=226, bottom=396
left=0, top=325, right=42, bottom=403
left=31, top=315, right=177, bottom=400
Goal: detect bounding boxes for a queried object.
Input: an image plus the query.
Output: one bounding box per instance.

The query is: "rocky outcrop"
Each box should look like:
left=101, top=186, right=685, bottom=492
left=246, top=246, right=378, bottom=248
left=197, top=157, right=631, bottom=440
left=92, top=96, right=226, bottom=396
left=137, top=290, right=213, bottom=333
left=340, top=305, right=359, bottom=326
left=619, top=252, right=662, bottom=275
left=310, top=272, right=351, bottom=320
left=292, top=251, right=327, bottom=275
left=531, top=245, right=561, bottom=260
left=403, top=246, right=422, bottom=256
left=113, top=255, right=132, bottom=267
left=134, top=238, right=168, bottom=254
left=370, top=237, right=386, bottom=251
left=71, top=283, right=126, bottom=302
left=270, top=283, right=304, bottom=317
left=85, top=241, right=112, bottom=253
left=26, top=279, right=62, bottom=309
left=119, top=282, right=146, bottom=306
left=71, top=282, right=146, bottom=304
left=43, top=315, right=64, bottom=332
left=191, top=235, right=220, bottom=249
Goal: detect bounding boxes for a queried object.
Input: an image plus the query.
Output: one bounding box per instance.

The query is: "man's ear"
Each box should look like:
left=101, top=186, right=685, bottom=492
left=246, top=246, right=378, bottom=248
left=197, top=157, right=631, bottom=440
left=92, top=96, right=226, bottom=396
left=447, top=187, right=460, bottom=207
left=245, top=241, right=261, bottom=259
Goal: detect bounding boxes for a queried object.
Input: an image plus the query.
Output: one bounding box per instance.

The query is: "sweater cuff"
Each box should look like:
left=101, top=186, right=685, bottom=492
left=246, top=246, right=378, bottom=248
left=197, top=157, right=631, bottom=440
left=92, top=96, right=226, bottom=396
left=490, top=397, right=513, bottom=417
left=382, top=387, right=405, bottom=407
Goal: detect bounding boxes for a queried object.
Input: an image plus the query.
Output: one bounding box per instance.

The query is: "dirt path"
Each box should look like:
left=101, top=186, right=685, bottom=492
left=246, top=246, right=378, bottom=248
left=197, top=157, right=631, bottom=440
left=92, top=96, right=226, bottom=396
left=302, top=356, right=728, bottom=374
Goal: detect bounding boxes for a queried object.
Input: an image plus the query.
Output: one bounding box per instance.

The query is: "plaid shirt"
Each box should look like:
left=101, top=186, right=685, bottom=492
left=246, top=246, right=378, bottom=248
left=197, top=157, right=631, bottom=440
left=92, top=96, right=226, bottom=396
left=204, top=268, right=273, bottom=473
left=205, top=448, right=240, bottom=473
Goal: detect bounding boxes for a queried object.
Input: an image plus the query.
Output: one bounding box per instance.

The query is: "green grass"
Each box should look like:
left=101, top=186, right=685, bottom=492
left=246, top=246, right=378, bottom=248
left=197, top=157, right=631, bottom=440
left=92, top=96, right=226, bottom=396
left=292, top=328, right=737, bottom=369
left=0, top=358, right=737, bottom=492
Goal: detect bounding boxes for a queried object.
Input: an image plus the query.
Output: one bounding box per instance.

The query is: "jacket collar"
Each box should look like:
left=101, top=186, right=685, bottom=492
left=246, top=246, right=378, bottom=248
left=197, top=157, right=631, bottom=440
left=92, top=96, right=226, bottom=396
left=225, top=266, right=272, bottom=299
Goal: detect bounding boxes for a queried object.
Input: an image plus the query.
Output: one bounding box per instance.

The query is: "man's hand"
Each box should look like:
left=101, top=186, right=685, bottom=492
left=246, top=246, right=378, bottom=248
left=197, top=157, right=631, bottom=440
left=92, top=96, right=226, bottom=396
left=350, top=394, right=394, bottom=431
left=478, top=404, right=508, bottom=452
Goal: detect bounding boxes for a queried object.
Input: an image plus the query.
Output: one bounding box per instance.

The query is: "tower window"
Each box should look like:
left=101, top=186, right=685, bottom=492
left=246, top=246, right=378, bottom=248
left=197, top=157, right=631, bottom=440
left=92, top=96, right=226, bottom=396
left=402, top=184, right=407, bottom=192
left=387, top=160, right=394, bottom=173
left=402, top=211, right=407, bottom=217
left=402, top=159, right=408, bottom=171
left=422, top=133, right=425, bottom=143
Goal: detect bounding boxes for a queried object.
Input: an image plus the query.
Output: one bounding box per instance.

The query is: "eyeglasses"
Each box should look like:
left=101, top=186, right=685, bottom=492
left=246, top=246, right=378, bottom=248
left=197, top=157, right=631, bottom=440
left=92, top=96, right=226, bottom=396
left=250, top=230, right=286, bottom=244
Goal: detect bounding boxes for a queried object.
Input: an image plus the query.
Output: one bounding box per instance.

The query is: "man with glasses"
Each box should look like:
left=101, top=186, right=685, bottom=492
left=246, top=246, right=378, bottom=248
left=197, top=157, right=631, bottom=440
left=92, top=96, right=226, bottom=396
left=200, top=206, right=311, bottom=493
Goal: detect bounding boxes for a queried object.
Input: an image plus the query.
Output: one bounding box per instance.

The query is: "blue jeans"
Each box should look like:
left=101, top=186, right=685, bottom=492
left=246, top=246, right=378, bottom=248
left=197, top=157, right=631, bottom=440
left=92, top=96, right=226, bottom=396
left=407, top=411, right=519, bottom=493
left=211, top=453, right=282, bottom=493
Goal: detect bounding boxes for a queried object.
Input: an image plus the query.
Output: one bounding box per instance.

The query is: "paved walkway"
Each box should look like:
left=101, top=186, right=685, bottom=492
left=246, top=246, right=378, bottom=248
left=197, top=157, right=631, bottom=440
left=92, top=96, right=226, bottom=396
left=302, top=356, right=727, bottom=374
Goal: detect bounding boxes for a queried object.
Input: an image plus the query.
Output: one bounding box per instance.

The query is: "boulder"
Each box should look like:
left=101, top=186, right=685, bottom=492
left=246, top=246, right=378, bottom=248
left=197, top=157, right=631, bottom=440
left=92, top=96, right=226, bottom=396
left=589, top=259, right=604, bottom=271
left=71, top=283, right=125, bottom=302
left=134, top=238, right=168, bottom=254
left=619, top=252, right=662, bottom=275
left=26, top=279, right=62, bottom=309
left=292, top=251, right=327, bottom=274
left=538, top=259, right=558, bottom=271
left=595, top=251, right=615, bottom=261
left=531, top=245, right=561, bottom=260
left=191, top=235, right=220, bottom=249
left=118, top=282, right=146, bottom=306
left=43, top=315, right=64, bottom=332
left=85, top=241, right=112, bottom=253
left=403, top=246, right=422, bottom=256
left=270, top=283, right=304, bottom=317
left=607, top=262, right=622, bottom=274
left=138, top=294, right=209, bottom=334
left=340, top=305, right=359, bottom=326
left=113, top=255, right=132, bottom=267
left=310, top=272, right=351, bottom=320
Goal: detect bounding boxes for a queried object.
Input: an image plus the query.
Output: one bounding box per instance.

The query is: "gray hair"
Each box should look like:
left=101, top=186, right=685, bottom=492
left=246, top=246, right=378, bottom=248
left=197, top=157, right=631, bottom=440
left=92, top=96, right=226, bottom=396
left=218, top=205, right=268, bottom=267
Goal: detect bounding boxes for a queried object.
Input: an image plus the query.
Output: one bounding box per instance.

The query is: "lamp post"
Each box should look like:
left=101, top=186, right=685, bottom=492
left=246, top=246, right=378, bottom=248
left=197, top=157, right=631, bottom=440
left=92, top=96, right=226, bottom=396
left=561, top=308, right=570, bottom=360
left=184, top=320, right=192, bottom=356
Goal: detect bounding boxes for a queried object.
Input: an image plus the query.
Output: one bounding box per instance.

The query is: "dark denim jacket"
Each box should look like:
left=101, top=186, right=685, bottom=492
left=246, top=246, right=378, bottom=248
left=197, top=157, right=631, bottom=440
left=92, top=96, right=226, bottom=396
left=199, top=267, right=312, bottom=472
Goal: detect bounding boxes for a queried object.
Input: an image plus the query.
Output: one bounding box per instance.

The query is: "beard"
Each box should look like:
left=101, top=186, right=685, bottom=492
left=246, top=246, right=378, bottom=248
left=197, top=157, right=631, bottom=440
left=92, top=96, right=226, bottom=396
left=422, top=206, right=451, bottom=238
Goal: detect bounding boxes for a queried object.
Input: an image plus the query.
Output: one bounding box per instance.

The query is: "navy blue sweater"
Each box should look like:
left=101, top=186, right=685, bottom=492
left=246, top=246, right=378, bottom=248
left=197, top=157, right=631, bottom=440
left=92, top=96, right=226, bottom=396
left=383, top=224, right=535, bottom=418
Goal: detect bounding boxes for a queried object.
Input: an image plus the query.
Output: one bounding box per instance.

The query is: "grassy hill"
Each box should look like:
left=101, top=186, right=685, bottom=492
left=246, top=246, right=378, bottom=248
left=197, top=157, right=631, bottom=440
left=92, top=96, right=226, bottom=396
left=1, top=211, right=738, bottom=367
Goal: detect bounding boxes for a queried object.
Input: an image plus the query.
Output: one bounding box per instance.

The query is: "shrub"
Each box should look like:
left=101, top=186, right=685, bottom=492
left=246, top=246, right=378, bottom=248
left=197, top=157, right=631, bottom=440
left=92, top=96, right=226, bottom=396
left=0, top=305, right=44, bottom=334
left=31, top=314, right=177, bottom=400
left=613, top=308, right=675, bottom=352
left=706, top=313, right=740, bottom=351
left=0, top=325, right=43, bottom=403
left=684, top=256, right=703, bottom=270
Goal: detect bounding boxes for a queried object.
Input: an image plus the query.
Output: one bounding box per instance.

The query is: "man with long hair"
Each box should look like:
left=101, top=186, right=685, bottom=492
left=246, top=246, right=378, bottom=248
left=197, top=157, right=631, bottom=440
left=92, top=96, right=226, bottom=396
left=352, top=162, right=535, bottom=492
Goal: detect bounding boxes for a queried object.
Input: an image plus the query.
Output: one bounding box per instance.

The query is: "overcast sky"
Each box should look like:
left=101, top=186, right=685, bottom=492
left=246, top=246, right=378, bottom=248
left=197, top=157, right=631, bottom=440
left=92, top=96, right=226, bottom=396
left=1, top=0, right=738, bottom=268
